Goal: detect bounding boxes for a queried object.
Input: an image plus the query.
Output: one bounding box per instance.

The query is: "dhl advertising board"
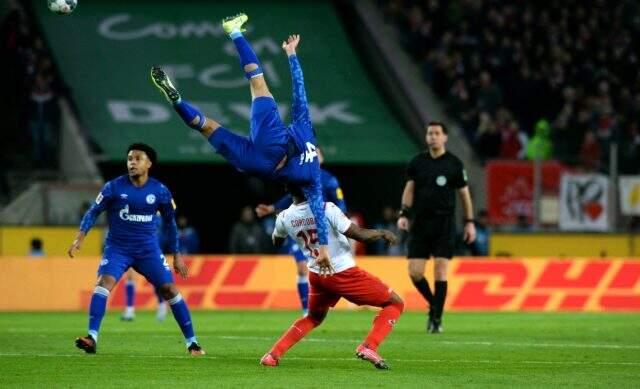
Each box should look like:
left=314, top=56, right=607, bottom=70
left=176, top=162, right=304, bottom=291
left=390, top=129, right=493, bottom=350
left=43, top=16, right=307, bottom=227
left=1, top=257, right=638, bottom=312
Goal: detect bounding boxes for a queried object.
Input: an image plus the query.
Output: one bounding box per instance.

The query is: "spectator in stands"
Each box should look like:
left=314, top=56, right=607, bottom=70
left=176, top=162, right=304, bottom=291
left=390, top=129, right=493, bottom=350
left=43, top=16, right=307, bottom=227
left=476, top=112, right=501, bottom=161
left=177, top=215, right=199, bottom=254
left=372, top=206, right=404, bottom=256
left=525, top=119, right=553, bottom=160
left=476, top=71, right=502, bottom=115
left=29, top=238, right=45, bottom=257
left=499, top=119, right=527, bottom=159
left=27, top=70, right=59, bottom=168
left=578, top=130, right=602, bottom=172
left=229, top=206, right=269, bottom=254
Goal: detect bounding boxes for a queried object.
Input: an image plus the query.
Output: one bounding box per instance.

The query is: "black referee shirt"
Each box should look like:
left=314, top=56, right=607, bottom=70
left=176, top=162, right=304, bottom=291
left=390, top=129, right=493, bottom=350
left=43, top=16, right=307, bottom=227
left=406, top=151, right=467, bottom=217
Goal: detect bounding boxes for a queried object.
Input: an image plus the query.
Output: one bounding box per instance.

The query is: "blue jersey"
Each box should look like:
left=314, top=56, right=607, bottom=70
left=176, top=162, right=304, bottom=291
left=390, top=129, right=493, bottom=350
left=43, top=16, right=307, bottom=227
left=80, top=175, right=179, bottom=254
left=274, top=169, right=347, bottom=213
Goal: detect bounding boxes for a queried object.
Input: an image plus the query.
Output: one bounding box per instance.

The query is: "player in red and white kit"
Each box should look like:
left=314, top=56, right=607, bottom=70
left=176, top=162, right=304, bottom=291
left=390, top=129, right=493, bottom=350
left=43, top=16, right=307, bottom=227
left=260, top=185, right=404, bottom=370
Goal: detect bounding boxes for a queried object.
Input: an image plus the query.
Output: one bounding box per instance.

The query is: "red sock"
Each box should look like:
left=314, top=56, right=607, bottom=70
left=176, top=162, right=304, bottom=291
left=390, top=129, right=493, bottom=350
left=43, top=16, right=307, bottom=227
left=363, top=301, right=404, bottom=350
left=270, top=316, right=319, bottom=358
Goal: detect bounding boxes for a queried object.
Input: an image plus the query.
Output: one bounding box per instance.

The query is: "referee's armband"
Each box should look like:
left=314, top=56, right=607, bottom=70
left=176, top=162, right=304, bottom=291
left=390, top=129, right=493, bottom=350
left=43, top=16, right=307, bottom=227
left=398, top=206, right=413, bottom=219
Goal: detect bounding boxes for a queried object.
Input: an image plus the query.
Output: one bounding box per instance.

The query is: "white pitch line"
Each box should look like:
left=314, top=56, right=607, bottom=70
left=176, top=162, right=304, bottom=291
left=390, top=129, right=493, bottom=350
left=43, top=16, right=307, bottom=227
left=0, top=353, right=638, bottom=366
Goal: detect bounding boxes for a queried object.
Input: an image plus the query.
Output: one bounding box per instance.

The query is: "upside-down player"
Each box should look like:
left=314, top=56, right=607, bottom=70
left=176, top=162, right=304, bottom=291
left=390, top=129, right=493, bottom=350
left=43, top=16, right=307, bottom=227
left=151, top=14, right=333, bottom=273
left=260, top=185, right=403, bottom=369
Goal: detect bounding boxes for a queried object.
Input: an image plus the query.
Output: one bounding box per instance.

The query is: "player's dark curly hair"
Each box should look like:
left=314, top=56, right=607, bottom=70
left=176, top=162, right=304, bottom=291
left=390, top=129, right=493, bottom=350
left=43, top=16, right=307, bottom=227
left=286, top=184, right=306, bottom=201
left=127, top=143, right=157, bottom=165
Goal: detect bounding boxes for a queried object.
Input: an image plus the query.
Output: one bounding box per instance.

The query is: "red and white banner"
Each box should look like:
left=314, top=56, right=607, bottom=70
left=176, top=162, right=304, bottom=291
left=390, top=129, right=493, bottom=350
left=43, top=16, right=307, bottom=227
left=559, top=174, right=609, bottom=231
left=486, top=161, right=567, bottom=225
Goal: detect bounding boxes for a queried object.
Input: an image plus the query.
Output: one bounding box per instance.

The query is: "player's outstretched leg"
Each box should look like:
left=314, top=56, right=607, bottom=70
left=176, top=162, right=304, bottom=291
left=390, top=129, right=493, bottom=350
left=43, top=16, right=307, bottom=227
left=260, top=311, right=326, bottom=366
left=75, top=276, right=116, bottom=354
left=158, top=284, right=205, bottom=356
left=222, top=13, right=271, bottom=99
left=356, top=293, right=404, bottom=370
left=150, top=66, right=221, bottom=138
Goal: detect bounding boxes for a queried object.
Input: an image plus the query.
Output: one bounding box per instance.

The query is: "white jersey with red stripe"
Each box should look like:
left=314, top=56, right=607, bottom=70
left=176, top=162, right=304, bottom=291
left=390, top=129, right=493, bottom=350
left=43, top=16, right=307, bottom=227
left=273, top=201, right=354, bottom=274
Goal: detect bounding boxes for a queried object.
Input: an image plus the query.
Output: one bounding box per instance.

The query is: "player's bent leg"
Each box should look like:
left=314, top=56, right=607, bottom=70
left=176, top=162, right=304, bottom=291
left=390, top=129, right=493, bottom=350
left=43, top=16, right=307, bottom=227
left=76, top=275, right=118, bottom=354
left=157, top=283, right=205, bottom=356
left=261, top=308, right=327, bottom=366
left=295, top=260, right=309, bottom=316
left=357, top=291, right=403, bottom=370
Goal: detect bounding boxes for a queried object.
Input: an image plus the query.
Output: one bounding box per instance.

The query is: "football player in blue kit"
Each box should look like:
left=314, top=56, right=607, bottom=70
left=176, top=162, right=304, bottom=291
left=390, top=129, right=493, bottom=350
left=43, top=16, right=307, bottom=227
left=150, top=14, right=333, bottom=275
left=68, top=143, right=205, bottom=355
left=256, top=148, right=347, bottom=315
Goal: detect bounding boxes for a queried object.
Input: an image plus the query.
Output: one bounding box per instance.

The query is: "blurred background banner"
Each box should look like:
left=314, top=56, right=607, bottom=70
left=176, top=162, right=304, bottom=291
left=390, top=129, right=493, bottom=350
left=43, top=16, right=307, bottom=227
left=559, top=174, right=609, bottom=231
left=620, top=176, right=640, bottom=216
left=486, top=161, right=566, bottom=225
left=2, top=256, right=638, bottom=312
left=34, top=0, right=418, bottom=164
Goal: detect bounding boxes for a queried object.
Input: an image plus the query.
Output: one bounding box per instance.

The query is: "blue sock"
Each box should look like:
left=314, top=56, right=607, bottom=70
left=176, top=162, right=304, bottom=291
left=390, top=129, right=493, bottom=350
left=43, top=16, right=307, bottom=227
left=167, top=293, right=196, bottom=346
left=297, top=276, right=309, bottom=313
left=125, top=280, right=135, bottom=308
left=231, top=33, right=263, bottom=79
left=88, top=286, right=109, bottom=342
left=174, top=100, right=206, bottom=130
left=156, top=289, right=164, bottom=303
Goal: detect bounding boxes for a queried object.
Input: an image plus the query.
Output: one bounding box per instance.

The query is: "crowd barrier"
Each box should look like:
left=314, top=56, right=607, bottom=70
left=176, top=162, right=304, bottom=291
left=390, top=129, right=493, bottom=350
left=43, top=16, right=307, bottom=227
left=1, top=256, right=638, bottom=312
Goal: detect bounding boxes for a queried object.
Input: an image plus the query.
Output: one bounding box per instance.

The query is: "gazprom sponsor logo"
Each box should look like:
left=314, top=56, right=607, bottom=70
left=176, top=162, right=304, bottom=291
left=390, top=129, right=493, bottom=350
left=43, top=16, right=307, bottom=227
left=119, top=205, right=154, bottom=222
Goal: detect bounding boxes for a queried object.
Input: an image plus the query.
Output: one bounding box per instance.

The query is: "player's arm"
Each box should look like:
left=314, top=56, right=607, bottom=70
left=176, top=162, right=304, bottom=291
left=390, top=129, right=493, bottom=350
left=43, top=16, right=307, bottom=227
left=282, top=35, right=310, bottom=126
left=256, top=195, right=293, bottom=218
left=397, top=179, right=414, bottom=231
left=343, top=224, right=397, bottom=245
left=271, top=212, right=288, bottom=249
left=304, top=181, right=331, bottom=262
left=158, top=188, right=188, bottom=278
left=68, top=183, right=112, bottom=258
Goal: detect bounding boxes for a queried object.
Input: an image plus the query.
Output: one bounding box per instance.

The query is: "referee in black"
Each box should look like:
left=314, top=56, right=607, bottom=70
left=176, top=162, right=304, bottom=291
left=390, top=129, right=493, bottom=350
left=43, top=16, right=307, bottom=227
left=397, top=121, right=476, bottom=333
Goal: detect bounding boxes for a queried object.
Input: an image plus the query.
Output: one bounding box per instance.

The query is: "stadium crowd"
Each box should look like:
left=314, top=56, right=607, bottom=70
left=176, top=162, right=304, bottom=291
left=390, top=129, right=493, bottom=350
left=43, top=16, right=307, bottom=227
left=0, top=3, right=63, bottom=204
left=381, top=0, right=640, bottom=173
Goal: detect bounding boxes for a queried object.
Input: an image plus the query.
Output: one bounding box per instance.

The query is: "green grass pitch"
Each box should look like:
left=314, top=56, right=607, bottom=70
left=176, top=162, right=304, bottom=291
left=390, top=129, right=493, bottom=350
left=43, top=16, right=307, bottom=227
left=1, top=311, right=639, bottom=387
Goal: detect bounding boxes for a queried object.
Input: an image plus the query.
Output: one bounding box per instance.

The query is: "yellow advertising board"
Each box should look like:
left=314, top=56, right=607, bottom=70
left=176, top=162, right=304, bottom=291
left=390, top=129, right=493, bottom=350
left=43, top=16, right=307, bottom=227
left=1, top=256, right=638, bottom=312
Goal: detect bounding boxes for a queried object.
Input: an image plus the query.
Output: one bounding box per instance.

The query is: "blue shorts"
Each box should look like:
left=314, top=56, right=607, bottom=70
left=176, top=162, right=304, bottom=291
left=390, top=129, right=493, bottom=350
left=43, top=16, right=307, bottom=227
left=98, top=246, right=174, bottom=287
left=279, top=237, right=307, bottom=263
left=208, top=97, right=288, bottom=175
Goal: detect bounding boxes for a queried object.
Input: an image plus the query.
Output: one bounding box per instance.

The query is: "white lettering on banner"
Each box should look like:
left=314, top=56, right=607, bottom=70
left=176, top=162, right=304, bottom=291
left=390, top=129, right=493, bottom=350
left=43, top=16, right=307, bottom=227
left=119, top=205, right=154, bottom=222
left=559, top=174, right=609, bottom=231
left=108, top=101, right=170, bottom=123
left=106, top=101, right=362, bottom=126
left=98, top=14, right=225, bottom=40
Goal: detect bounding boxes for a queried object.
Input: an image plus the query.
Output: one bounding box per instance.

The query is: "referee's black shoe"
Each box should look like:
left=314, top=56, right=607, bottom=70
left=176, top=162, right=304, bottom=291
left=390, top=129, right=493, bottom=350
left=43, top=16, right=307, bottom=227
left=427, top=308, right=435, bottom=333
left=429, top=319, right=443, bottom=334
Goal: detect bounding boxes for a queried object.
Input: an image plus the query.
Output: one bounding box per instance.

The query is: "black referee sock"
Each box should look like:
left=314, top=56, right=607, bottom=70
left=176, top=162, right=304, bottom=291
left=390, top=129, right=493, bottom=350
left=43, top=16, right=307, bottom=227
left=434, top=281, right=448, bottom=321
left=411, top=277, right=434, bottom=308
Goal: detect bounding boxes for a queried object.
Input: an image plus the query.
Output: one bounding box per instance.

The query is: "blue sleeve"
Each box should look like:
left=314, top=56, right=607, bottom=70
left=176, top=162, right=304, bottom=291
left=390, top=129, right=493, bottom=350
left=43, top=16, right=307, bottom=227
left=79, top=182, right=112, bottom=234
left=302, top=178, right=329, bottom=245
left=158, top=186, right=180, bottom=254
left=324, top=176, right=347, bottom=214
left=273, top=194, right=293, bottom=211
left=288, top=55, right=311, bottom=126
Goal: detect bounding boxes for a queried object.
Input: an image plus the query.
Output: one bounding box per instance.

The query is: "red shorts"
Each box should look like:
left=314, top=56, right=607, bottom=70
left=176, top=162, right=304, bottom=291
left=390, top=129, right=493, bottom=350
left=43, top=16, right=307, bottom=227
left=308, top=266, right=393, bottom=312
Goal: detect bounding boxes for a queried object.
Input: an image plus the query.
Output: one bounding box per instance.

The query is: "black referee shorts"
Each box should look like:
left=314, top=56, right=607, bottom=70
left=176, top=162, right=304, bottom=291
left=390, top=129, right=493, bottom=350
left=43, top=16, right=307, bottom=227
left=407, top=215, right=455, bottom=260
